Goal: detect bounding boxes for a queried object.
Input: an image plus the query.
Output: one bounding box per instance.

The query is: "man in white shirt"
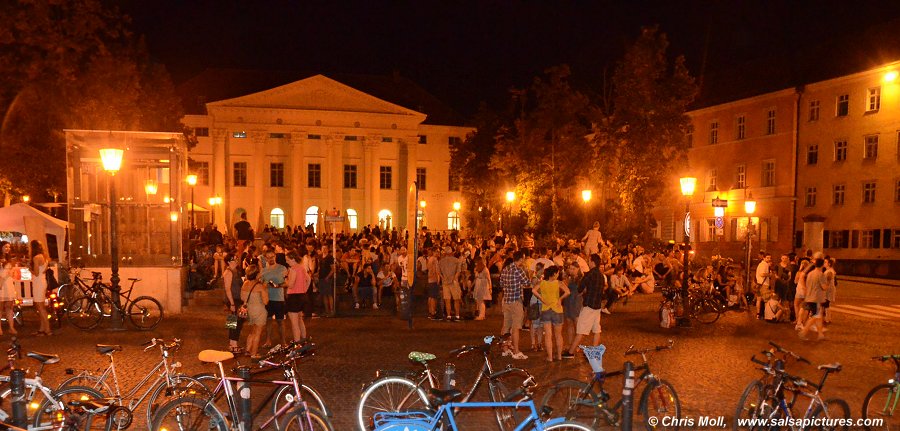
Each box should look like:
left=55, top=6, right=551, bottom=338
left=755, top=253, right=772, bottom=319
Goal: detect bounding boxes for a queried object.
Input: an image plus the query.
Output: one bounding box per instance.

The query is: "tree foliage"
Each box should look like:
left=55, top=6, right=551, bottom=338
left=0, top=0, right=183, bottom=202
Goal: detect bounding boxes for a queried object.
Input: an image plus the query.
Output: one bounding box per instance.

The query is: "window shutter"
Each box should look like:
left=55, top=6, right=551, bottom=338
left=850, top=230, right=859, bottom=248
left=823, top=230, right=830, bottom=248
left=841, top=230, right=850, bottom=248
left=873, top=229, right=881, bottom=249
left=885, top=229, right=893, bottom=248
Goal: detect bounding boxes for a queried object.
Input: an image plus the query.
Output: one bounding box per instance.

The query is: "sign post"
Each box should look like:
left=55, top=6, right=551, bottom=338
left=325, top=209, right=344, bottom=317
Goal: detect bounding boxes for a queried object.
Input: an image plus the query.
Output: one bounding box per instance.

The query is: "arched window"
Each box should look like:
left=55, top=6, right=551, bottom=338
left=346, top=208, right=358, bottom=230
left=447, top=211, right=460, bottom=230
left=377, top=209, right=393, bottom=231
left=305, top=206, right=320, bottom=233
left=270, top=208, right=285, bottom=229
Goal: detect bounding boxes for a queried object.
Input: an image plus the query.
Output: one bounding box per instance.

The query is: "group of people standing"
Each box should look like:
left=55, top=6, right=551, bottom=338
left=0, top=240, right=54, bottom=336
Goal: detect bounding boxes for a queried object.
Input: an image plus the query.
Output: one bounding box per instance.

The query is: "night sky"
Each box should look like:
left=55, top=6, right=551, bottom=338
left=120, top=0, right=900, bottom=116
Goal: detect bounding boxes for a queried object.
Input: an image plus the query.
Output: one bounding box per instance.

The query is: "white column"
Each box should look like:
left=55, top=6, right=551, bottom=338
left=211, top=128, right=228, bottom=232
left=363, top=136, right=379, bottom=225
left=290, top=132, right=306, bottom=227
left=251, top=131, right=267, bottom=231
left=326, top=134, right=344, bottom=213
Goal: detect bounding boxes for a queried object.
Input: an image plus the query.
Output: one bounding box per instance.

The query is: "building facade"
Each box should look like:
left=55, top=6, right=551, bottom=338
left=797, top=62, right=900, bottom=277
left=180, top=74, right=473, bottom=235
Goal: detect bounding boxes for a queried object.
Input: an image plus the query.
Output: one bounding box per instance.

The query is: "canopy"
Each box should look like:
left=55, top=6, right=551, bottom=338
left=0, top=203, right=67, bottom=259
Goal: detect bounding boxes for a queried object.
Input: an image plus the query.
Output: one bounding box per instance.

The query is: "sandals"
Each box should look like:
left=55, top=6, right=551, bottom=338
left=32, top=331, right=52, bottom=337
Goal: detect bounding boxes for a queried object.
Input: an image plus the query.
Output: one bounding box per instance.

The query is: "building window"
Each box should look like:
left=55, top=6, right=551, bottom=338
left=269, top=133, right=288, bottom=139
left=707, top=169, right=717, bottom=191
left=418, top=135, right=427, bottom=144
left=736, top=115, right=745, bottom=140
left=830, top=230, right=845, bottom=248
left=766, top=109, right=776, bottom=135
left=416, top=168, right=427, bottom=191
left=449, top=172, right=460, bottom=191
left=761, top=160, right=775, bottom=187
left=305, top=206, right=319, bottom=233
left=706, top=219, right=716, bottom=241
left=448, top=211, right=460, bottom=231
left=233, top=162, right=247, bottom=187
left=896, top=179, right=900, bottom=202
left=344, top=135, right=358, bottom=141
left=307, top=164, right=321, bottom=188
left=864, top=135, right=878, bottom=159
left=195, top=127, right=210, bottom=137
left=307, top=134, right=321, bottom=140
left=833, top=184, right=845, bottom=205
left=346, top=209, right=359, bottom=230
left=834, top=140, right=848, bottom=161
left=270, top=208, right=285, bottom=229
left=270, top=163, right=284, bottom=187
left=196, top=162, right=210, bottom=186
left=709, top=121, right=718, bottom=144
left=379, top=166, right=392, bottom=189
left=382, top=137, right=392, bottom=142
left=232, top=131, right=247, bottom=139
left=863, top=181, right=877, bottom=204
left=836, top=94, right=849, bottom=117
left=805, top=187, right=817, bottom=207
left=343, top=164, right=358, bottom=189
left=736, top=165, right=746, bottom=189
left=808, top=100, right=820, bottom=121
left=867, top=87, right=881, bottom=112
left=861, top=230, right=875, bottom=248
left=448, top=136, right=462, bottom=146
left=893, top=229, right=900, bottom=249
left=807, top=144, right=818, bottom=165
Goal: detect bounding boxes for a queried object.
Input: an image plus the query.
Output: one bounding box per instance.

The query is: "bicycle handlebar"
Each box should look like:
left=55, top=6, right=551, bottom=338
left=767, top=341, right=811, bottom=364
left=450, top=334, right=509, bottom=358
left=143, top=338, right=181, bottom=352
left=872, top=354, right=900, bottom=361
left=624, top=339, right=675, bottom=356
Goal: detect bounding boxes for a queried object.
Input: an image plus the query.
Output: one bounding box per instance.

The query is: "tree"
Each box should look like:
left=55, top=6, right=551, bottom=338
left=0, top=0, right=183, bottom=203
left=591, top=26, right=697, bottom=239
left=450, top=103, right=503, bottom=236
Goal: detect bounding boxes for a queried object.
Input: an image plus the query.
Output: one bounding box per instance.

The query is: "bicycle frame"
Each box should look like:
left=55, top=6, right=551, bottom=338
left=376, top=401, right=568, bottom=431
left=0, top=376, right=63, bottom=426
left=79, top=354, right=180, bottom=411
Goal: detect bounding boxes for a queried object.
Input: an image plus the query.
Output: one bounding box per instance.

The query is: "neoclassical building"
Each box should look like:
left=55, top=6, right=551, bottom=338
left=180, top=71, right=474, bottom=234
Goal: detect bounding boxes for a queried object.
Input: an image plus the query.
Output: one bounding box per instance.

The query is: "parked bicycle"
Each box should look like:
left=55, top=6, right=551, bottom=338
left=65, top=276, right=163, bottom=330
left=151, top=342, right=332, bottom=431
left=658, top=284, right=721, bottom=325
left=57, top=338, right=205, bottom=429
left=0, top=338, right=103, bottom=430
left=357, top=335, right=535, bottom=431
left=734, top=341, right=810, bottom=430
left=57, top=398, right=133, bottom=431
left=540, top=340, right=680, bottom=430
left=861, top=354, right=900, bottom=431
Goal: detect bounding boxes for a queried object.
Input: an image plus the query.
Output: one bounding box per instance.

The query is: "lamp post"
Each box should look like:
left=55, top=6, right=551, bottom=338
left=452, top=201, right=461, bottom=230
left=186, top=174, right=198, bottom=231
left=581, top=189, right=592, bottom=227
left=679, top=177, right=697, bottom=327
left=744, top=195, right=757, bottom=291
left=21, top=195, right=30, bottom=204
left=503, top=191, right=515, bottom=232
left=208, top=196, right=222, bottom=224
left=100, top=148, right=125, bottom=331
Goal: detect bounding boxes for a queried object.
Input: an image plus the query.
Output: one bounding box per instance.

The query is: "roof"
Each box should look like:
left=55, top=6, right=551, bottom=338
left=176, top=68, right=467, bottom=126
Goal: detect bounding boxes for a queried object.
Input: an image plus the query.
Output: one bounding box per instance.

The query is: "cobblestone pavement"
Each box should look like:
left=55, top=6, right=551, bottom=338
left=7, top=279, right=899, bottom=430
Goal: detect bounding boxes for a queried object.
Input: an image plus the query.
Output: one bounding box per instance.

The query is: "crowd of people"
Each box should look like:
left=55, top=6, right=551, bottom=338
left=0, top=239, right=55, bottom=336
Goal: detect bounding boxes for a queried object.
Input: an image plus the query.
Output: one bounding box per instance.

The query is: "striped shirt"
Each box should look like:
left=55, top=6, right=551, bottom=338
left=500, top=263, right=528, bottom=304
left=579, top=267, right=606, bottom=309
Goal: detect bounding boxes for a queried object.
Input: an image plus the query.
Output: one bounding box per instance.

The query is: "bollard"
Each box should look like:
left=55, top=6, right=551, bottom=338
left=621, top=361, right=634, bottom=431
left=236, top=366, right=252, bottom=429
left=10, top=368, right=27, bottom=428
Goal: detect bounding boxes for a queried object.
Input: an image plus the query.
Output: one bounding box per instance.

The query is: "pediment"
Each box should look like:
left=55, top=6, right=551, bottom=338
left=207, top=74, right=425, bottom=119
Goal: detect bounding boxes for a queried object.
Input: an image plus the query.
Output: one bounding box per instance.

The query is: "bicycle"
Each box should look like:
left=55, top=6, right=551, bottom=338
left=658, top=284, right=721, bottom=325
left=57, top=338, right=206, bottom=430
left=734, top=341, right=811, bottom=430
left=371, top=385, right=592, bottom=431
left=0, top=338, right=104, bottom=430
left=151, top=343, right=332, bottom=431
left=540, top=340, right=680, bottom=430
left=66, top=276, right=163, bottom=330
left=357, top=335, right=536, bottom=431
left=57, top=398, right=133, bottom=431
left=861, top=354, right=900, bottom=431
left=191, top=340, right=331, bottom=430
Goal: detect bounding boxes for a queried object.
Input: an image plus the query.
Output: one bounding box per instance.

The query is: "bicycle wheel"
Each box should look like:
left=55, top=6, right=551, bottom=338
left=272, top=383, right=331, bottom=430
left=128, top=296, right=164, bottom=330
left=33, top=385, right=105, bottom=429
left=57, top=373, right=114, bottom=397
left=357, top=376, right=428, bottom=431
left=639, top=379, right=681, bottom=431
left=279, top=406, right=334, bottom=431
left=862, top=383, right=899, bottom=431
left=543, top=421, right=595, bottom=431
left=693, top=299, right=721, bottom=324
left=540, top=379, right=601, bottom=428
left=809, top=398, right=851, bottom=431
left=146, top=375, right=209, bottom=429
left=67, top=297, right=103, bottom=330
left=489, top=374, right=526, bottom=431
left=734, top=380, right=769, bottom=431
left=151, top=395, right=228, bottom=431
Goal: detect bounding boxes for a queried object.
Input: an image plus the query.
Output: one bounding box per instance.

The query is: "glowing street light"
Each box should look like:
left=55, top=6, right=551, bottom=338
left=186, top=174, right=198, bottom=230
left=885, top=71, right=898, bottom=82
left=170, top=212, right=179, bottom=222
left=506, top=191, right=515, bottom=202
left=714, top=206, right=725, bottom=218
left=99, top=147, right=125, bottom=331
left=419, top=200, right=427, bottom=208
left=21, top=195, right=30, bottom=203
left=452, top=201, right=461, bottom=211
left=744, top=193, right=757, bottom=293
left=745, top=198, right=757, bottom=215
left=678, top=176, right=697, bottom=327
left=208, top=196, right=222, bottom=224
left=679, top=177, right=697, bottom=197
left=144, top=179, right=158, bottom=196
left=581, top=189, right=592, bottom=203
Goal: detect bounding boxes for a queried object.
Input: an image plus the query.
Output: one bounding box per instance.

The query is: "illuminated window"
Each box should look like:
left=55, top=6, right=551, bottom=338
left=269, top=208, right=285, bottom=229
left=305, top=206, right=319, bottom=233
left=346, top=209, right=358, bottom=230
left=377, top=209, right=393, bottom=230
left=836, top=94, right=849, bottom=117
left=448, top=211, right=460, bottom=230
left=232, top=131, right=247, bottom=138
left=867, top=87, right=881, bottom=112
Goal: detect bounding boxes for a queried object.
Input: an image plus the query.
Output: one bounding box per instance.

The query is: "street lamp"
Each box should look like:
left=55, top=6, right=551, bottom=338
left=144, top=179, right=158, bottom=196
left=501, top=191, right=515, bottom=232
left=679, top=176, right=697, bottom=327
left=99, top=147, right=125, bottom=331
left=208, top=196, right=222, bottom=224
left=452, top=201, right=461, bottom=211
left=581, top=189, right=592, bottom=203
left=21, top=195, right=30, bottom=204
left=506, top=191, right=515, bottom=203
left=744, top=194, right=757, bottom=290
left=186, top=174, right=198, bottom=231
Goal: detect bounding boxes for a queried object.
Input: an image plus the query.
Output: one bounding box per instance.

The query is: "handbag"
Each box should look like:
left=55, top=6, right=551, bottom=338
left=225, top=313, right=239, bottom=329
left=236, top=282, right=259, bottom=319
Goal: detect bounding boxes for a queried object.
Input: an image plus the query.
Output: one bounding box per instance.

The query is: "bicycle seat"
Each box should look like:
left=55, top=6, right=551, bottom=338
left=96, top=344, right=122, bottom=355
left=68, top=398, right=116, bottom=412
left=427, top=388, right=463, bottom=406
left=27, top=351, right=60, bottom=364
left=408, top=351, right=436, bottom=364
left=198, top=350, right=234, bottom=363
left=91, top=271, right=102, bottom=278
left=128, top=278, right=141, bottom=282
left=817, top=363, right=842, bottom=372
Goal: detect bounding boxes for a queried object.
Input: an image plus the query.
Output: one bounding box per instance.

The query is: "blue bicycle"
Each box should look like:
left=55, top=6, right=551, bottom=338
left=372, top=387, right=592, bottom=431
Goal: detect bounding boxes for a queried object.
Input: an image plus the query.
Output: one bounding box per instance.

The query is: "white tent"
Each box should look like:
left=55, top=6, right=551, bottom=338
left=0, top=203, right=67, bottom=259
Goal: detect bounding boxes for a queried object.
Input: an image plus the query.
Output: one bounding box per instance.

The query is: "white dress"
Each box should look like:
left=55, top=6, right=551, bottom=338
left=31, top=263, right=47, bottom=302
left=0, top=276, right=17, bottom=302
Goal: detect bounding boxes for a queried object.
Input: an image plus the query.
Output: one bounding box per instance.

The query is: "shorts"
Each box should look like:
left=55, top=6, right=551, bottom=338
left=266, top=301, right=286, bottom=320
left=804, top=302, right=821, bottom=318
left=501, top=302, right=524, bottom=334
left=541, top=310, right=563, bottom=326
left=576, top=306, right=603, bottom=335
left=286, top=293, right=313, bottom=315
left=442, top=281, right=462, bottom=300
left=428, top=282, right=442, bottom=299
left=531, top=318, right=543, bottom=328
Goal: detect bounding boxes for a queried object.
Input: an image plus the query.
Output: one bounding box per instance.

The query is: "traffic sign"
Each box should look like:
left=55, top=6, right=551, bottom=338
left=683, top=212, right=691, bottom=238
left=712, top=198, right=728, bottom=207
left=714, top=216, right=724, bottom=229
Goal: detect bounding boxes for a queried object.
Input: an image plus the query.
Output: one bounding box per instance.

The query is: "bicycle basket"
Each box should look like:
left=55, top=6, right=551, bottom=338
left=580, top=344, right=606, bottom=373
left=373, top=410, right=433, bottom=428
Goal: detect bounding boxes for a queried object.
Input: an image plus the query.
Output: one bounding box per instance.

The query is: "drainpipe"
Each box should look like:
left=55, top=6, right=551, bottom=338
left=791, top=86, right=803, bottom=252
